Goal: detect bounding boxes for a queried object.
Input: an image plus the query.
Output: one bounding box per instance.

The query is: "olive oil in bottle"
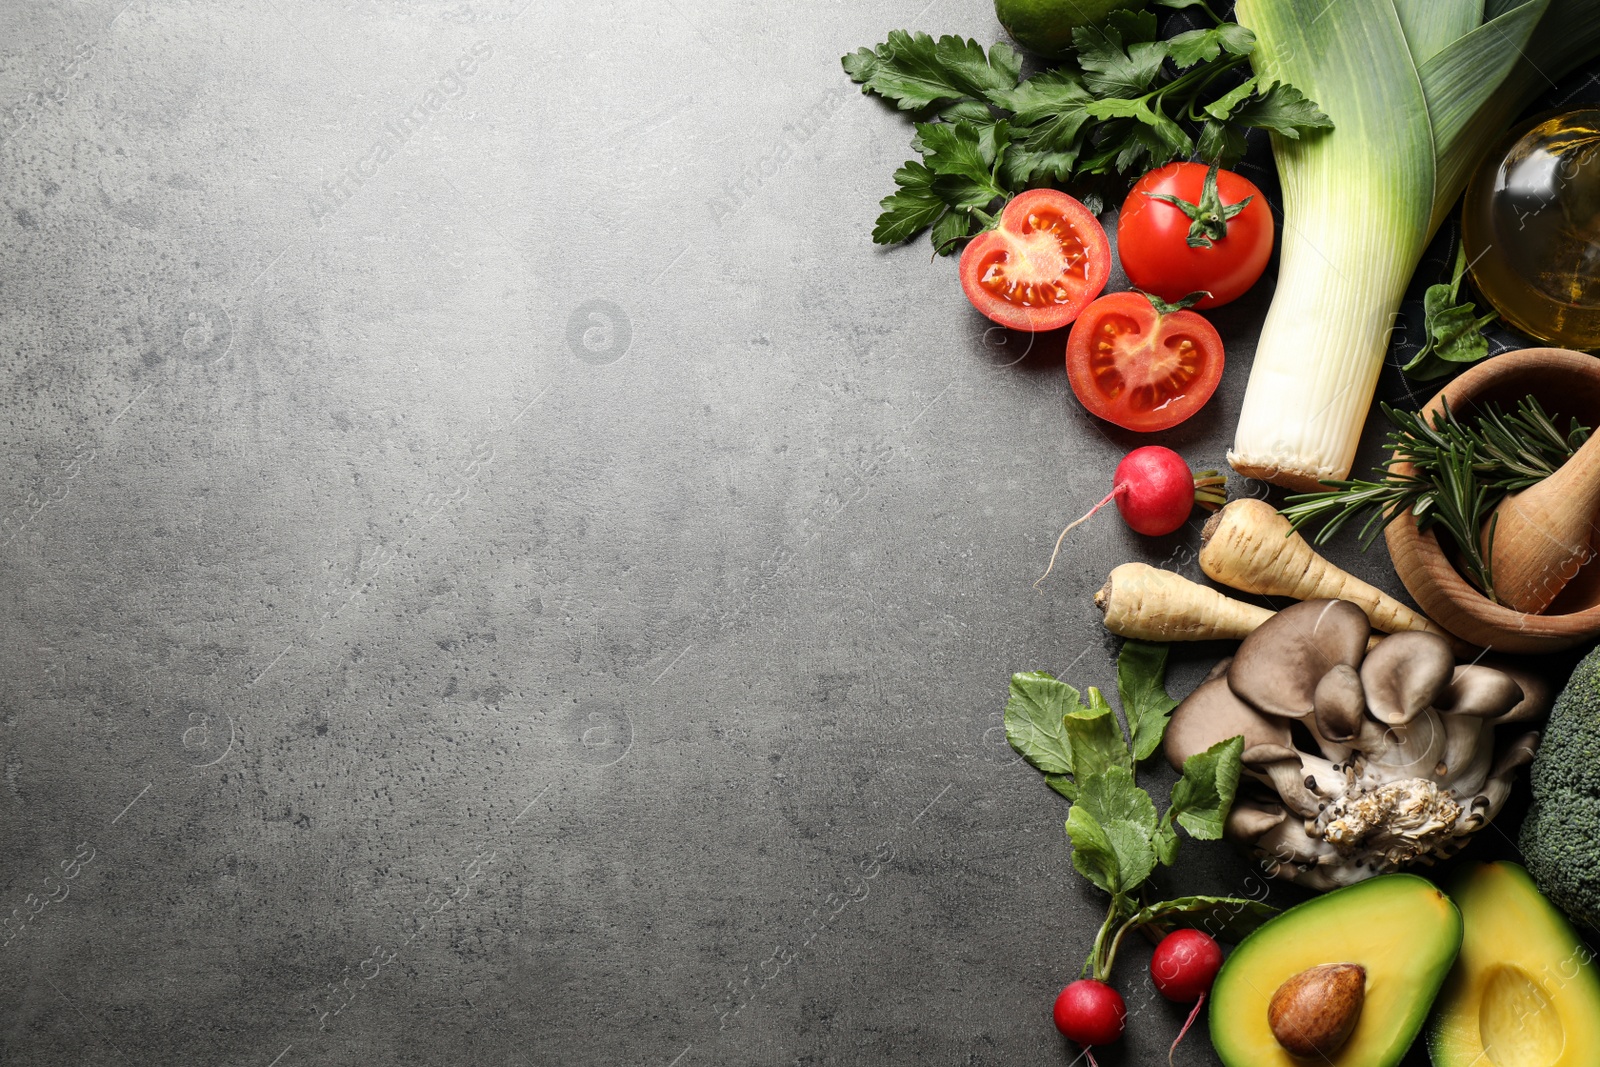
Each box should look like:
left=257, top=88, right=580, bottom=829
left=1462, top=109, right=1600, bottom=351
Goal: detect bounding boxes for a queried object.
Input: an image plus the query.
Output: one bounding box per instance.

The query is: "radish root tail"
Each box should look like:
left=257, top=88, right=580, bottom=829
left=1169, top=993, right=1205, bottom=1067
left=1036, top=486, right=1125, bottom=590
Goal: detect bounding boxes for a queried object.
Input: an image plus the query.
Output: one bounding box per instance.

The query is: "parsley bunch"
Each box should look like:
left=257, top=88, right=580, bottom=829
left=842, top=3, right=1332, bottom=255
left=1005, top=641, right=1272, bottom=981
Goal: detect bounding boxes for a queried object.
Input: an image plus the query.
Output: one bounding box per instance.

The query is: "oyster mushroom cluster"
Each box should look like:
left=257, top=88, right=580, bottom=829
left=1167, top=600, right=1551, bottom=890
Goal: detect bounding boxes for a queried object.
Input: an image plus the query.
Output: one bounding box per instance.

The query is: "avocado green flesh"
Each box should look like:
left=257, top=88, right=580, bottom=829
left=1428, top=862, right=1600, bottom=1067
left=1209, top=874, right=1462, bottom=1067
left=993, top=0, right=1144, bottom=57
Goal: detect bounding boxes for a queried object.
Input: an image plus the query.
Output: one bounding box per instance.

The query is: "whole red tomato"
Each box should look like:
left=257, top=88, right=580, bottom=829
left=959, top=189, right=1111, bottom=332
left=1116, top=161, right=1273, bottom=309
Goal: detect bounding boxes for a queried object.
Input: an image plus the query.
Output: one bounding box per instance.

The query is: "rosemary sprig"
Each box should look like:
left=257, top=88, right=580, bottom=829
left=1280, top=397, right=1589, bottom=601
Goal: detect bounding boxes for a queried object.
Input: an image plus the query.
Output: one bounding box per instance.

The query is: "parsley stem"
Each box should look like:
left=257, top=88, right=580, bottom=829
left=1153, top=52, right=1249, bottom=105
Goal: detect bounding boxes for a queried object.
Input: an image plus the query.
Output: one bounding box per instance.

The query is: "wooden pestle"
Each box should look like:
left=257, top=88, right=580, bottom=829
left=1485, top=429, right=1600, bottom=613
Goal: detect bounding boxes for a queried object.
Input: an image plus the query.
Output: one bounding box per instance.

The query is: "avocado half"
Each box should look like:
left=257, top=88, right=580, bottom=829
left=1428, top=861, right=1600, bottom=1067
left=1210, top=874, right=1462, bottom=1067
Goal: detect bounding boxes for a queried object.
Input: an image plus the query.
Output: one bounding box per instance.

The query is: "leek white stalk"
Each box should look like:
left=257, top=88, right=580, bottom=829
left=1229, top=0, right=1600, bottom=491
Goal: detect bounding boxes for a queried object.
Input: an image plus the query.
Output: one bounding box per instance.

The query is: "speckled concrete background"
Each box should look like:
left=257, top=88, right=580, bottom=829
left=0, top=2, right=1593, bottom=1065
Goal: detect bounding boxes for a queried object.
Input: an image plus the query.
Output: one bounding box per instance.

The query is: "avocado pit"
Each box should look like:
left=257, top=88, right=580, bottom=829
left=1268, top=962, right=1367, bottom=1057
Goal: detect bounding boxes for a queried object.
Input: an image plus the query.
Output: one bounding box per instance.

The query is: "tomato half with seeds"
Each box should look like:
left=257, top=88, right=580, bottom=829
left=1065, top=291, right=1224, bottom=432
left=958, top=189, right=1111, bottom=332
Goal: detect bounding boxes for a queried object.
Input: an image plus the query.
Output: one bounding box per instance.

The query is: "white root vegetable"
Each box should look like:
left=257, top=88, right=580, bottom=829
left=1096, top=563, right=1272, bottom=642
left=1198, top=499, right=1452, bottom=642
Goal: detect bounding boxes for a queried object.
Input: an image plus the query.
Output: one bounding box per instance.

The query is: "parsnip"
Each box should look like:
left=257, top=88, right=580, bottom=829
left=1199, top=499, right=1448, bottom=639
left=1096, top=563, right=1272, bottom=642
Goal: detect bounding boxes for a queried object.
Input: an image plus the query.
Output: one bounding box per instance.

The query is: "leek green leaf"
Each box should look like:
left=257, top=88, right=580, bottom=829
left=1227, top=0, right=1600, bottom=487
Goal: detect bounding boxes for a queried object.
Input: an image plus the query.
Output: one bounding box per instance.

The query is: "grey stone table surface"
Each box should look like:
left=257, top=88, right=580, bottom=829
left=0, top=2, right=1586, bottom=1065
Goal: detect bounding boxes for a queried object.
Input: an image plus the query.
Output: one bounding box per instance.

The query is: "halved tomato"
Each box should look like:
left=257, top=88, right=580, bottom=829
left=1065, top=291, right=1224, bottom=432
left=958, top=189, right=1111, bottom=332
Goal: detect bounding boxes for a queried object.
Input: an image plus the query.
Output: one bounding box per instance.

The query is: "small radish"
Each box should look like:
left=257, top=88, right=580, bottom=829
left=1053, top=978, right=1126, bottom=1057
left=1150, top=929, right=1224, bottom=1066
left=1037, top=447, right=1226, bottom=586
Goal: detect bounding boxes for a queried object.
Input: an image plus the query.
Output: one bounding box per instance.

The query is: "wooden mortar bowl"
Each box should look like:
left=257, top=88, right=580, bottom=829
left=1386, top=348, right=1600, bottom=653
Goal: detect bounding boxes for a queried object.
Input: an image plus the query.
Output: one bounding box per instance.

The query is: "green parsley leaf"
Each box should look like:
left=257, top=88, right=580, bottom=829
left=1003, top=670, right=1083, bottom=778
left=1124, top=894, right=1279, bottom=940
left=1166, top=24, right=1254, bottom=68
left=1202, top=76, right=1259, bottom=122
left=1117, top=641, right=1179, bottom=762
left=916, top=120, right=993, bottom=179
left=1196, top=118, right=1249, bottom=167
left=871, top=161, right=945, bottom=245
left=913, top=119, right=1010, bottom=210
left=938, top=98, right=993, bottom=123
left=1064, top=689, right=1134, bottom=782
left=842, top=31, right=1022, bottom=112
left=1233, top=80, right=1335, bottom=138
left=1085, top=97, right=1193, bottom=162
left=985, top=68, right=1093, bottom=124
left=1073, top=12, right=1166, bottom=100
left=1168, top=735, right=1245, bottom=840
left=929, top=207, right=972, bottom=256
left=991, top=71, right=1095, bottom=183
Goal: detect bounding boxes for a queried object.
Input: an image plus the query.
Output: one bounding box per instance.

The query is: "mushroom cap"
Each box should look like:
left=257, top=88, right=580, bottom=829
left=1476, top=659, right=1554, bottom=725
left=1229, top=600, right=1371, bottom=719
left=1360, top=630, right=1455, bottom=725
left=1436, top=665, right=1525, bottom=720
left=1227, top=796, right=1288, bottom=839
left=1165, top=676, right=1291, bottom=771
left=1314, top=664, right=1366, bottom=742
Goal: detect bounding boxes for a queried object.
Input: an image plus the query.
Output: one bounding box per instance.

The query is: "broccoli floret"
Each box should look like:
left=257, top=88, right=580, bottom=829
left=1520, top=644, right=1600, bottom=932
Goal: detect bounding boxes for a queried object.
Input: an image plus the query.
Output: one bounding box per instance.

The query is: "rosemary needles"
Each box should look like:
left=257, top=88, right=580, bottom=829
left=1280, top=397, right=1590, bottom=600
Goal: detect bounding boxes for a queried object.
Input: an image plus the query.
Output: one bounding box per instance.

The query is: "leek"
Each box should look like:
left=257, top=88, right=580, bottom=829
left=1228, top=0, right=1600, bottom=491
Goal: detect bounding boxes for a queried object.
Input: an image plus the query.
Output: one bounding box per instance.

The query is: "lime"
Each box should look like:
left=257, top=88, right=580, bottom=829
left=995, top=0, right=1147, bottom=57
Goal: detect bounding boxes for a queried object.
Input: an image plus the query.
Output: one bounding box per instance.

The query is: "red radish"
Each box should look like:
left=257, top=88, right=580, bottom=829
left=1037, top=447, right=1226, bottom=586
left=1053, top=979, right=1126, bottom=1050
left=1151, top=928, right=1223, bottom=1002
left=1149, top=930, right=1224, bottom=1066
